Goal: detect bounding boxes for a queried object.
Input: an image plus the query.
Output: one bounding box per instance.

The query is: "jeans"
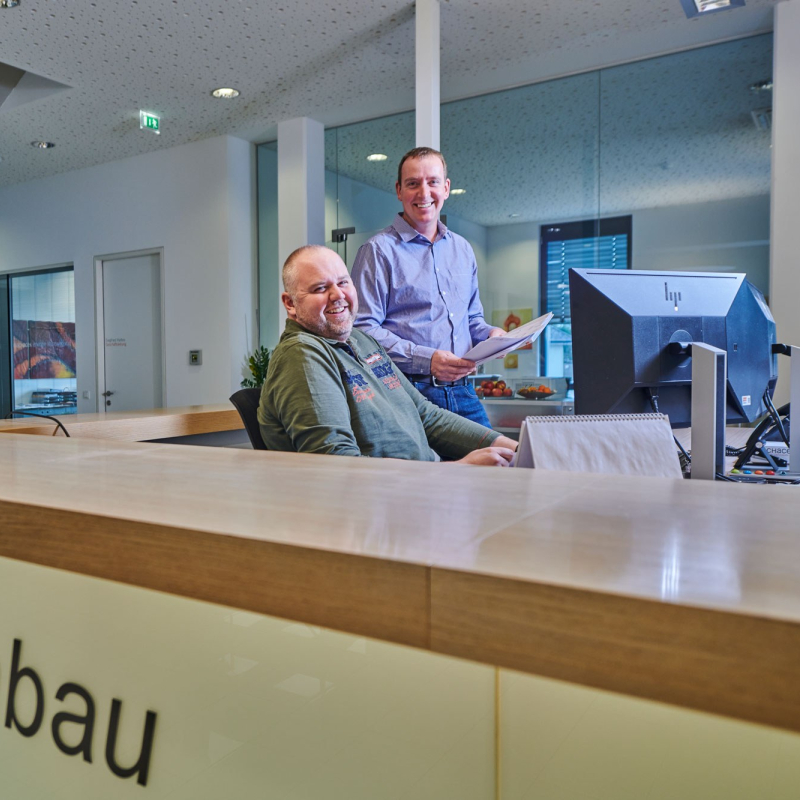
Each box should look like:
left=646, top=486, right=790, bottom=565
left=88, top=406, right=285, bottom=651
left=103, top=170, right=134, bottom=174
left=412, top=382, right=492, bottom=429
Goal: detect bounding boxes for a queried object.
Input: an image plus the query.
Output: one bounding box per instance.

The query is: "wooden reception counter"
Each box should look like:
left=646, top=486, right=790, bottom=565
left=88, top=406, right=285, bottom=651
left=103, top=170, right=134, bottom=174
left=1, top=432, right=799, bottom=735
left=0, top=403, right=242, bottom=441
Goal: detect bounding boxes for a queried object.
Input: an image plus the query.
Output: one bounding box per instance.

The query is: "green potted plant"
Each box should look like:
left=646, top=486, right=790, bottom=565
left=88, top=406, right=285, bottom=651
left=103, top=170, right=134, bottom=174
left=241, top=345, right=271, bottom=388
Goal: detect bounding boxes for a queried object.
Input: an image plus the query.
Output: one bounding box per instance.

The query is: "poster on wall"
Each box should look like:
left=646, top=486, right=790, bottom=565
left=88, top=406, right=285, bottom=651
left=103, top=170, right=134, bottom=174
left=12, top=320, right=77, bottom=379
left=491, top=309, right=535, bottom=349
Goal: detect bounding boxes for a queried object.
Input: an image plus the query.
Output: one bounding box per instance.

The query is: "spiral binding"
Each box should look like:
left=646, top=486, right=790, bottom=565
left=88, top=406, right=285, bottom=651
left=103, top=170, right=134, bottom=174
left=523, top=413, right=669, bottom=424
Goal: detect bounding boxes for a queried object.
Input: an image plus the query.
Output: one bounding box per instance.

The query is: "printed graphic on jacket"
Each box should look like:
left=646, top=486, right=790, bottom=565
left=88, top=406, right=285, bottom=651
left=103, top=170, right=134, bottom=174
left=343, top=369, right=375, bottom=402
left=371, top=361, right=401, bottom=390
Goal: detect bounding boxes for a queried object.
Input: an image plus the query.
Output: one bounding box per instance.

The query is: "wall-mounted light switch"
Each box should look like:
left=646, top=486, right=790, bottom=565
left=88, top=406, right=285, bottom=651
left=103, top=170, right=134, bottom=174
left=189, top=350, right=203, bottom=366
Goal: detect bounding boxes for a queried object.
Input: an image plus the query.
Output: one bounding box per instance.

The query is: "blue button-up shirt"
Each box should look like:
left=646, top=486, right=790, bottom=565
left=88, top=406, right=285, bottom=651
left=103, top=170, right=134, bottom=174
left=351, top=214, right=495, bottom=375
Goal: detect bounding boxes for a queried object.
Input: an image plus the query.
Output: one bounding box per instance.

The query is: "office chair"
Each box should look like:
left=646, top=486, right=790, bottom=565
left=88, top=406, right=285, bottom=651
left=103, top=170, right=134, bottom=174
left=229, top=388, right=268, bottom=450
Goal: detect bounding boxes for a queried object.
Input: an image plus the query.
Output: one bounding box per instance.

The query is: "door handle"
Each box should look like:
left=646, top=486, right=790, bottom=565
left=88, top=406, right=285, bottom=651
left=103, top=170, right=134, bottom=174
left=101, top=391, right=115, bottom=397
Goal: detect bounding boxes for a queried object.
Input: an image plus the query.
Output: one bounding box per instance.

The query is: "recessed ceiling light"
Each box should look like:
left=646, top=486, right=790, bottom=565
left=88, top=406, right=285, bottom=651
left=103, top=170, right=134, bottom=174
left=680, top=0, right=744, bottom=18
left=1, top=0, right=21, bottom=8
left=31, top=141, right=55, bottom=149
left=750, top=79, right=773, bottom=92
left=366, top=153, right=387, bottom=162
left=450, top=188, right=466, bottom=195
left=211, top=87, right=240, bottom=98
left=509, top=213, right=520, bottom=218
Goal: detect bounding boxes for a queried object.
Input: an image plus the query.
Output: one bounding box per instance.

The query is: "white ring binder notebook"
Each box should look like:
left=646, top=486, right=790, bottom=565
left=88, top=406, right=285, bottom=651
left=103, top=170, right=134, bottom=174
left=514, top=413, right=683, bottom=478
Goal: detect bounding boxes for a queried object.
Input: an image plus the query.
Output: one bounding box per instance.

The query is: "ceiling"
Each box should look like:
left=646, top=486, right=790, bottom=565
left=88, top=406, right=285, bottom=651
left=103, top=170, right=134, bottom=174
left=0, top=0, right=779, bottom=213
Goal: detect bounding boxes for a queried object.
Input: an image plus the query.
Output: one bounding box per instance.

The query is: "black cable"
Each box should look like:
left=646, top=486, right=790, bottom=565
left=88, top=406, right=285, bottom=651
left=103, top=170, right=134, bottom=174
left=763, top=390, right=789, bottom=446
left=5, top=410, right=71, bottom=437
left=648, top=387, right=691, bottom=464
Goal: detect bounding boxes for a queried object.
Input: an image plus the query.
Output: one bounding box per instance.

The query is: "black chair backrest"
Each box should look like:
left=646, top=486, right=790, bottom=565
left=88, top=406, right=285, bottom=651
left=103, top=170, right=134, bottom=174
left=229, top=388, right=268, bottom=450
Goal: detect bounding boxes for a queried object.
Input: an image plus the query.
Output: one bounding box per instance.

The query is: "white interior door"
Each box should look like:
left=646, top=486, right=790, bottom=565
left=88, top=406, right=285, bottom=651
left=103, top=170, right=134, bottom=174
left=99, top=252, right=163, bottom=412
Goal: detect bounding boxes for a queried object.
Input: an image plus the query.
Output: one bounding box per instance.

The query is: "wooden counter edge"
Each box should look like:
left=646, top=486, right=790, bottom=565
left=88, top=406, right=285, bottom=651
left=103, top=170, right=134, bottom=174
left=0, top=498, right=428, bottom=650
left=0, top=407, right=243, bottom=441
left=430, top=567, right=800, bottom=735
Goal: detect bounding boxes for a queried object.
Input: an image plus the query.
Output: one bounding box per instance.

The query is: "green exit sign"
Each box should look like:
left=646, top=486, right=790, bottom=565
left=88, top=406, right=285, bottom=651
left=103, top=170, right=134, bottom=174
left=139, top=110, right=160, bottom=134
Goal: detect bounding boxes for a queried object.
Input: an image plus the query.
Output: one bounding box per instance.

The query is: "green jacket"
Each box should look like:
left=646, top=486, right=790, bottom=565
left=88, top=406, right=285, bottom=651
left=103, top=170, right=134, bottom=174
left=258, top=320, right=499, bottom=460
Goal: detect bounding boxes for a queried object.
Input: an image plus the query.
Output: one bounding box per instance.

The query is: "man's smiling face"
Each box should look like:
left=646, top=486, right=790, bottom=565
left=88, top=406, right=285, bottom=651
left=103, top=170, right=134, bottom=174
left=282, top=248, right=358, bottom=342
left=395, top=154, right=450, bottom=238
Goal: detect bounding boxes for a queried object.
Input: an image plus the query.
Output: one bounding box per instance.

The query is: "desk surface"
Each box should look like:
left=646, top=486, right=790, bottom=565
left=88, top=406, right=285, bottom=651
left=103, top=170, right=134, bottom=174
left=1, top=432, right=799, bottom=733
left=0, top=402, right=242, bottom=440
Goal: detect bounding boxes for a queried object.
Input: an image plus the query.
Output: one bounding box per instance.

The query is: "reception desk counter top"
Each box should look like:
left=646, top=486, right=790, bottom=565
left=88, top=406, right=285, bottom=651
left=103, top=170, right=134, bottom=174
left=1, top=432, right=799, bottom=734
left=0, top=402, right=242, bottom=441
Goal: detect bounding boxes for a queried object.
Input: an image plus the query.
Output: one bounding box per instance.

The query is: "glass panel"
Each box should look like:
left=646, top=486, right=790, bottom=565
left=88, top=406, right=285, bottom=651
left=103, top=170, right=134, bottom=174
left=0, top=275, right=10, bottom=420
left=442, top=71, right=602, bottom=382
left=0, top=555, right=495, bottom=799
left=599, top=35, right=772, bottom=296
left=256, top=141, right=280, bottom=350
left=9, top=268, right=76, bottom=417
left=501, top=668, right=800, bottom=800
left=324, top=111, right=415, bottom=270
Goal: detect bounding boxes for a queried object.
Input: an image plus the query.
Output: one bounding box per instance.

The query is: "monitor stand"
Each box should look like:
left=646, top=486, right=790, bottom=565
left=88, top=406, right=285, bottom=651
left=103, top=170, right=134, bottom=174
left=789, top=345, right=800, bottom=472
left=690, top=343, right=727, bottom=481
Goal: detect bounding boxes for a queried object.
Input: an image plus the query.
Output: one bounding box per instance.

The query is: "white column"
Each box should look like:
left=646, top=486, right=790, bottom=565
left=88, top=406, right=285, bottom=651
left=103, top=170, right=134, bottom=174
left=275, top=117, right=325, bottom=336
left=415, top=0, right=440, bottom=150
left=770, top=0, right=800, bottom=405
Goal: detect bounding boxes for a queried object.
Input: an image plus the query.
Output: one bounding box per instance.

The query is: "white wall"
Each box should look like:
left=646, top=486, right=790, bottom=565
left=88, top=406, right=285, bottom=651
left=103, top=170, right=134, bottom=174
left=634, top=195, right=770, bottom=295
left=771, top=0, right=800, bottom=405
left=0, top=135, right=256, bottom=412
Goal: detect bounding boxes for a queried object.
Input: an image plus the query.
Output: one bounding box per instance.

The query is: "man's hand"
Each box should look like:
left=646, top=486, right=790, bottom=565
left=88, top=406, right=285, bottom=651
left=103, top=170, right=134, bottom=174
left=492, top=435, right=518, bottom=451
left=488, top=327, right=506, bottom=338
left=455, top=446, right=516, bottom=466
left=431, top=350, right=477, bottom=381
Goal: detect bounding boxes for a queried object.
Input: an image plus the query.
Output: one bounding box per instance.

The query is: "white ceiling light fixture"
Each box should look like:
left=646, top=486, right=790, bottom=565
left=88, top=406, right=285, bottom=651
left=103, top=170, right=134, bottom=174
left=680, top=0, right=744, bottom=18
left=31, top=141, right=55, bottom=149
left=0, top=0, right=21, bottom=8
left=450, top=188, right=466, bottom=195
left=366, top=153, right=387, bottom=162
left=211, top=87, right=240, bottom=98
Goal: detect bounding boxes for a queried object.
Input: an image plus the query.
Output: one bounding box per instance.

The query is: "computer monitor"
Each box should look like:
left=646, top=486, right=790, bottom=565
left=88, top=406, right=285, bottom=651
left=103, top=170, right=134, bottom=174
left=569, top=269, right=777, bottom=427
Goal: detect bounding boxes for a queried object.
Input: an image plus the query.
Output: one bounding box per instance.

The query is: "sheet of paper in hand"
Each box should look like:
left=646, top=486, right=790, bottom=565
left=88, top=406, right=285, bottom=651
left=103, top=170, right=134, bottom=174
left=463, top=312, right=553, bottom=366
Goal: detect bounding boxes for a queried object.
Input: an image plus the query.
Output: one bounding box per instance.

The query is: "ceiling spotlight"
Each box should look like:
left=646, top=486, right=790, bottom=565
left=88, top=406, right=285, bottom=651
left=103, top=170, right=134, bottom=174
left=366, top=153, right=387, bottom=162
left=1, top=0, right=21, bottom=8
left=211, top=87, right=240, bottom=98
left=450, top=188, right=466, bottom=195
left=750, top=79, right=773, bottom=92
left=680, top=0, right=744, bottom=18
left=31, top=141, right=55, bottom=149
left=509, top=213, right=520, bottom=218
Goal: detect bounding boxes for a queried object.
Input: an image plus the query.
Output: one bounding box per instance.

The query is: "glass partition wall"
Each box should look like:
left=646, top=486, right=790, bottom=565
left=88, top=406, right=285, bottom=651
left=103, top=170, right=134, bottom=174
left=257, top=34, right=773, bottom=386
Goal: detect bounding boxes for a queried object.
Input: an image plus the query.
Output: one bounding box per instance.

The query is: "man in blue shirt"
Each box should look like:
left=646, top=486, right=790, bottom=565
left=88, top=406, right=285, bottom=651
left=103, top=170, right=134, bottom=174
left=351, top=147, right=503, bottom=427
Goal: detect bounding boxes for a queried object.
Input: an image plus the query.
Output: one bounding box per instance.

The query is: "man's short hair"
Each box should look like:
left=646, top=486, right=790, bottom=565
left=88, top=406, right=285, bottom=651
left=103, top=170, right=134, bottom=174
left=396, top=147, right=448, bottom=185
left=282, top=244, right=329, bottom=295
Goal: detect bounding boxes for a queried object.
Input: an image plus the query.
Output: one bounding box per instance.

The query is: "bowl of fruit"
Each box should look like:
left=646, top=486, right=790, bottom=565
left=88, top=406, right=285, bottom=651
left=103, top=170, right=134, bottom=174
left=475, top=379, right=513, bottom=399
left=517, top=384, right=556, bottom=400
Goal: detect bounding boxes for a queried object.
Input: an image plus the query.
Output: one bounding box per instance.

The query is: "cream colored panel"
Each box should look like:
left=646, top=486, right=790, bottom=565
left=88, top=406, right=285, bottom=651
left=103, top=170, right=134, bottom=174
left=0, top=557, right=494, bottom=799
left=501, top=669, right=800, bottom=800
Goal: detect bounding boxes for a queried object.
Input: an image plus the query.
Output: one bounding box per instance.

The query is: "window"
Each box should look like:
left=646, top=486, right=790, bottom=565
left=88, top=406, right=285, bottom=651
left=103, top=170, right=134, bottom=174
left=539, top=216, right=631, bottom=376
left=1, top=266, right=77, bottom=419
